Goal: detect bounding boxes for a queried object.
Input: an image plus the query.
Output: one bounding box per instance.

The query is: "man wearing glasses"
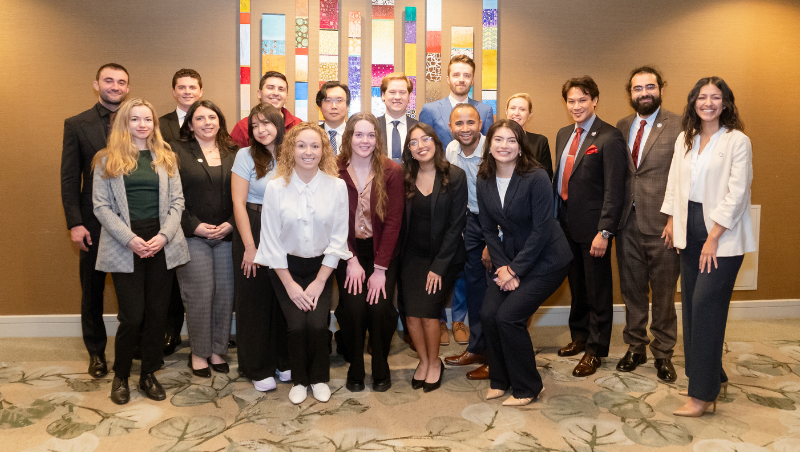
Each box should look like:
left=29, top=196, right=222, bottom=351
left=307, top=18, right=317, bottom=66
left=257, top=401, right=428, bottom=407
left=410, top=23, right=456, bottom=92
left=614, top=67, right=681, bottom=382
left=316, top=81, right=351, bottom=155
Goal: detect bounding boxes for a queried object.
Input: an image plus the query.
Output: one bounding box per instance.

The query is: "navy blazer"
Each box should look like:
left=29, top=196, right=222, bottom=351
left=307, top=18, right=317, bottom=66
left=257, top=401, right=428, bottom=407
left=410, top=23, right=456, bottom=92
left=478, top=168, right=572, bottom=278
left=159, top=110, right=181, bottom=144
left=418, top=97, right=494, bottom=146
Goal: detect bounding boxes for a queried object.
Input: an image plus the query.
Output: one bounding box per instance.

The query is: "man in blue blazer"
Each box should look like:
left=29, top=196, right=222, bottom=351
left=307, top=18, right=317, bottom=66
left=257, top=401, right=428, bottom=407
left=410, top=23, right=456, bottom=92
left=418, top=55, right=494, bottom=146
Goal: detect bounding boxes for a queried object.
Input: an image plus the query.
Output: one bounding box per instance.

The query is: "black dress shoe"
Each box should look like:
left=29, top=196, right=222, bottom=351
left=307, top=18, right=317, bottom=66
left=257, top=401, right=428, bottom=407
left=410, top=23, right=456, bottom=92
left=88, top=355, right=108, bottom=379
left=372, top=378, right=391, bottom=392
left=207, top=358, right=229, bottom=374
left=654, top=358, right=677, bottom=382
left=139, top=373, right=166, bottom=401
left=557, top=341, right=586, bottom=357
left=163, top=334, right=182, bottom=356
left=411, top=364, right=425, bottom=390
left=188, top=358, right=211, bottom=378
left=110, top=377, right=129, bottom=405
left=616, top=351, right=647, bottom=372
left=423, top=360, right=445, bottom=393
left=346, top=379, right=365, bottom=392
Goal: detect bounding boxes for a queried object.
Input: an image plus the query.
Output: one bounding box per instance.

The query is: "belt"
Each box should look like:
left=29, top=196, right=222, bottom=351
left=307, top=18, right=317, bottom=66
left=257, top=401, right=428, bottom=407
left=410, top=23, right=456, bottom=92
left=246, top=202, right=262, bottom=212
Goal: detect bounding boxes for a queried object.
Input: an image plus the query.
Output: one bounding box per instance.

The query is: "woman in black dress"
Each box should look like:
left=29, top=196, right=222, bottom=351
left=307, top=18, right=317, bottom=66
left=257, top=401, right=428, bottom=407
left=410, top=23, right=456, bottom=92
left=400, top=123, right=467, bottom=392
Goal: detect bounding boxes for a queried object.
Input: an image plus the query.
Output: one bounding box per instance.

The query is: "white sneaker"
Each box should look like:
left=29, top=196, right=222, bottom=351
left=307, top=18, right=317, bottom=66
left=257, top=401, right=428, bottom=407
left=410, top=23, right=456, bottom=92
left=288, top=384, right=307, bottom=404
left=253, top=377, right=276, bottom=392
left=311, top=383, right=331, bottom=402
left=276, top=369, right=292, bottom=382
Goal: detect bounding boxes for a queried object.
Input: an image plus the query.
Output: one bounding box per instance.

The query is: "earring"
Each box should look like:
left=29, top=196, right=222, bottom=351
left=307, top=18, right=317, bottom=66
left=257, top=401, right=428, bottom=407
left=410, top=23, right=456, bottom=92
left=519, top=151, right=522, bottom=156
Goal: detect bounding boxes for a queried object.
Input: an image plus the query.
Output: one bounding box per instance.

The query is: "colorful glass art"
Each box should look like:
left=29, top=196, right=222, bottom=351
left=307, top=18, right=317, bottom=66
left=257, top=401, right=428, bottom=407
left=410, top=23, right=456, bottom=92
left=451, top=26, right=474, bottom=99
left=482, top=0, right=498, bottom=113
left=404, top=7, right=417, bottom=118
left=319, top=0, right=339, bottom=120
left=425, top=0, right=441, bottom=102
left=261, top=14, right=286, bottom=77
left=348, top=11, right=362, bottom=115
left=239, top=0, right=251, bottom=120
left=371, top=0, right=394, bottom=116
left=295, top=0, right=309, bottom=120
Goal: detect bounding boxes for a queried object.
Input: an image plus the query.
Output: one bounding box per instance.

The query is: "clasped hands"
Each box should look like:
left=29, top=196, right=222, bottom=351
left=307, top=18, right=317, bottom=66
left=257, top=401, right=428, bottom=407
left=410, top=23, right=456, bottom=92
left=127, top=234, right=167, bottom=258
left=494, top=265, right=519, bottom=291
left=194, top=222, right=233, bottom=240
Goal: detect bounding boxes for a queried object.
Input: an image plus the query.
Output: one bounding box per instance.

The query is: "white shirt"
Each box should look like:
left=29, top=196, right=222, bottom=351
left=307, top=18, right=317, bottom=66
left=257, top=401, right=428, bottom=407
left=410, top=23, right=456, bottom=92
left=384, top=114, right=407, bottom=158
left=627, top=107, right=660, bottom=167
left=255, top=169, right=352, bottom=269
left=688, top=127, right=726, bottom=203
left=323, top=122, right=346, bottom=155
left=496, top=176, right=511, bottom=208
left=448, top=94, right=469, bottom=109
left=176, top=107, right=188, bottom=127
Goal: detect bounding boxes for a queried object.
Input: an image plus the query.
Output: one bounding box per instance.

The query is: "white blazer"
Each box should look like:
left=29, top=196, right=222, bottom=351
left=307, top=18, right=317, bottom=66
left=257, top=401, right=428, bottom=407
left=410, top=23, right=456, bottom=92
left=661, top=128, right=755, bottom=256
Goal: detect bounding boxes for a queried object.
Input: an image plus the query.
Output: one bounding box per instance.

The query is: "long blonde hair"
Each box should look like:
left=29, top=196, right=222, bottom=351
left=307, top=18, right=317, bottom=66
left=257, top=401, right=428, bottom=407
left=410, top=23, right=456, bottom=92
left=92, top=98, right=178, bottom=178
left=338, top=112, right=389, bottom=220
left=274, top=122, right=339, bottom=184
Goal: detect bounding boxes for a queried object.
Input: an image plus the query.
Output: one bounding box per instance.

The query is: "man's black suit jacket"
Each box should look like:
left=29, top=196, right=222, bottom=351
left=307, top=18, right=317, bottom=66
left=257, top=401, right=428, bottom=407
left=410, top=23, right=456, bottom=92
left=159, top=110, right=182, bottom=144
left=553, top=117, right=628, bottom=244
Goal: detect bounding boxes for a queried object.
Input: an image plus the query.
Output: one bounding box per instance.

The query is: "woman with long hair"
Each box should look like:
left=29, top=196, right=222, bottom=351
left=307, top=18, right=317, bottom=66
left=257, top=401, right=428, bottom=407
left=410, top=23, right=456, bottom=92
left=231, top=103, right=291, bottom=391
left=92, top=98, right=189, bottom=404
left=662, top=77, right=754, bottom=417
left=254, top=122, right=351, bottom=404
left=172, top=100, right=238, bottom=378
left=334, top=112, right=404, bottom=393
left=400, top=123, right=468, bottom=393
left=476, top=120, right=572, bottom=406
left=505, top=93, right=553, bottom=180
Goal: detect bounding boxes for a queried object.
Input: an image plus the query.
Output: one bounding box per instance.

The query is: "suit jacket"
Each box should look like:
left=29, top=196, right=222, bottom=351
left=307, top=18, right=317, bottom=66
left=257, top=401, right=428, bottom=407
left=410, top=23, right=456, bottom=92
left=478, top=168, right=572, bottom=278
left=616, top=109, right=681, bottom=235
left=61, top=103, right=110, bottom=234
left=526, top=131, right=554, bottom=181
left=661, top=129, right=755, bottom=256
left=377, top=114, right=418, bottom=163
left=553, top=117, right=628, bottom=243
left=92, top=153, right=189, bottom=273
left=400, top=166, right=468, bottom=277
left=418, top=97, right=494, bottom=146
left=159, top=110, right=182, bottom=144
left=338, top=159, right=405, bottom=268
left=172, top=140, right=236, bottom=241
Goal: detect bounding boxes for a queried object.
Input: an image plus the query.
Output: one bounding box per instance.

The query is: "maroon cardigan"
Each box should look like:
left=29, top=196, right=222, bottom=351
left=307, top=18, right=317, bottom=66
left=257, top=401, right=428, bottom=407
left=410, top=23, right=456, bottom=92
left=338, top=159, right=405, bottom=268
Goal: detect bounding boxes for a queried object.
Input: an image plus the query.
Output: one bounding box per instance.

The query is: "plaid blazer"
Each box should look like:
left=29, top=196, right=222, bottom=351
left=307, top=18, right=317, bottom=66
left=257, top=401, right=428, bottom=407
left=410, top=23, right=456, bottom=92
left=92, top=153, right=190, bottom=273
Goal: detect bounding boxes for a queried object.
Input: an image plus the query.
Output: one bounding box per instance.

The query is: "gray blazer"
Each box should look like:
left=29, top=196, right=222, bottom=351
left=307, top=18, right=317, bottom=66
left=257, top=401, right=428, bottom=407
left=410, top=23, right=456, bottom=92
left=93, top=153, right=190, bottom=273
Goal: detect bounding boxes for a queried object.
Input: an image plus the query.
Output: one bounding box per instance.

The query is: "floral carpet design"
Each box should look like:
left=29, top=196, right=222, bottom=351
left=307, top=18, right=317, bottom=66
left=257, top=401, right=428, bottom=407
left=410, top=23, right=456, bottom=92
left=2, top=339, right=800, bottom=451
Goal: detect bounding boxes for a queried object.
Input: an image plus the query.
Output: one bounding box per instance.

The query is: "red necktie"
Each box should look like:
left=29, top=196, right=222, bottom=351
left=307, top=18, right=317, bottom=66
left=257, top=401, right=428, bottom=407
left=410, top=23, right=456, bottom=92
left=560, top=127, right=583, bottom=201
left=631, top=119, right=646, bottom=169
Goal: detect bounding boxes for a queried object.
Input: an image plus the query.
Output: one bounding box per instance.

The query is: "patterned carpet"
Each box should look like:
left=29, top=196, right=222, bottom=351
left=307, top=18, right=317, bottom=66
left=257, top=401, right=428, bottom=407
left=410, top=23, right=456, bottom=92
left=2, top=328, right=800, bottom=452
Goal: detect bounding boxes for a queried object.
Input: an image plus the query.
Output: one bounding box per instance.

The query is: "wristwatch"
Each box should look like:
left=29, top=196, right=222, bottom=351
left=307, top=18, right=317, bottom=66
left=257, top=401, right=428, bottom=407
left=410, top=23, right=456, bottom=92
left=600, top=230, right=613, bottom=239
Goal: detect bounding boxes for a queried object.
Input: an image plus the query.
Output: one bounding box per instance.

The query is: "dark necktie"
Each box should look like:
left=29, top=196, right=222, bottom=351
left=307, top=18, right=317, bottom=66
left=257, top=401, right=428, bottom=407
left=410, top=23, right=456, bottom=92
left=631, top=119, right=647, bottom=169
left=106, top=111, right=117, bottom=139
left=391, top=120, right=401, bottom=161
left=560, top=127, right=583, bottom=201
left=328, top=130, right=338, bottom=155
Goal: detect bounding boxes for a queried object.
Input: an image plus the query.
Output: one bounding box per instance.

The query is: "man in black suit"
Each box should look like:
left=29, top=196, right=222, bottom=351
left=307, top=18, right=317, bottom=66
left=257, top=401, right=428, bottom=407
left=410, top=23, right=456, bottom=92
left=553, top=76, right=627, bottom=377
left=159, top=68, right=203, bottom=143
left=376, top=72, right=418, bottom=164
left=61, top=63, right=130, bottom=378
left=316, top=81, right=351, bottom=155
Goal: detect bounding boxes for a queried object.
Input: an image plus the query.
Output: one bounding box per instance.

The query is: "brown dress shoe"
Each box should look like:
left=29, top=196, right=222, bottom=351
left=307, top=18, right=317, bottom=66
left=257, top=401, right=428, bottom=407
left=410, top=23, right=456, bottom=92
left=439, top=322, right=450, bottom=346
left=445, top=350, right=486, bottom=366
left=452, top=321, right=470, bottom=344
left=572, top=353, right=601, bottom=377
left=466, top=364, right=490, bottom=380
left=558, top=340, right=586, bottom=357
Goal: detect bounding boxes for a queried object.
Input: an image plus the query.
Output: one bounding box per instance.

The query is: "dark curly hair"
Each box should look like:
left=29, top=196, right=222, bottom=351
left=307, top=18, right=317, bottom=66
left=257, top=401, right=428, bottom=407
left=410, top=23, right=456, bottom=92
left=681, top=76, right=744, bottom=150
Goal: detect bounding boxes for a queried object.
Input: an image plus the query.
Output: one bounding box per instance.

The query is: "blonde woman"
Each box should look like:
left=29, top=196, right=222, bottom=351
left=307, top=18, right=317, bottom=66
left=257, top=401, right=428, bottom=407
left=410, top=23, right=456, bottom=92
left=92, top=98, right=189, bottom=405
left=254, top=122, right=352, bottom=405
left=505, top=93, right=553, bottom=180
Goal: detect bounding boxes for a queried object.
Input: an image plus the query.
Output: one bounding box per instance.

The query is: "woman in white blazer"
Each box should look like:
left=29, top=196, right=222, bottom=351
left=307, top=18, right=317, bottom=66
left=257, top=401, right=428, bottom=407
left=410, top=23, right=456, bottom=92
left=92, top=98, right=189, bottom=405
left=661, top=77, right=754, bottom=417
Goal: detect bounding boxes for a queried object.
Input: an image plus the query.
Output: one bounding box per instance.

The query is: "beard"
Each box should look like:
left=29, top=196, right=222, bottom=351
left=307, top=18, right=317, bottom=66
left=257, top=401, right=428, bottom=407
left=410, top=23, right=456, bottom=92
left=630, top=94, right=662, bottom=116
left=100, top=90, right=126, bottom=106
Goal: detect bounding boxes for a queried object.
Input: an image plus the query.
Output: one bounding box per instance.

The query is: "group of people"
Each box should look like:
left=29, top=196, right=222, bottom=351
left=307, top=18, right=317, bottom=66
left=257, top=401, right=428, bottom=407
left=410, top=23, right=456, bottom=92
left=61, top=54, right=753, bottom=417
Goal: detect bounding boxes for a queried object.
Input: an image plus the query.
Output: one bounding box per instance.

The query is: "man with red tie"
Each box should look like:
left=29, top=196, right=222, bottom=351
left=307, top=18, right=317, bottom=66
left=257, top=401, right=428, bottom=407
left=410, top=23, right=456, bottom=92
left=553, top=76, right=627, bottom=377
left=614, top=67, right=681, bottom=382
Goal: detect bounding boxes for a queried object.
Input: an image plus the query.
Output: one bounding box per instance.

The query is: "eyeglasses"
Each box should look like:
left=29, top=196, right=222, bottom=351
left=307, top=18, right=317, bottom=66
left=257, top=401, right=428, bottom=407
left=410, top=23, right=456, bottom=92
left=408, top=136, right=433, bottom=149
left=632, top=84, right=658, bottom=93
left=322, top=98, right=346, bottom=105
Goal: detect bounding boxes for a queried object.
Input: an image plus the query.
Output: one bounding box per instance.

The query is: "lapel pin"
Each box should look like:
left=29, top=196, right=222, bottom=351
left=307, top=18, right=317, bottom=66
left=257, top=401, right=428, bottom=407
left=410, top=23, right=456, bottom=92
left=719, top=152, right=723, bottom=157
left=657, top=123, right=663, bottom=128
left=591, top=131, right=597, bottom=136
left=197, top=158, right=203, bottom=162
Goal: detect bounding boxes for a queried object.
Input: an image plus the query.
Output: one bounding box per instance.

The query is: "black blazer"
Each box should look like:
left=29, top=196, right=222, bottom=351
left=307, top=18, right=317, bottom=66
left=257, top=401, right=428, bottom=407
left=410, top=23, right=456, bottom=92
left=377, top=114, right=419, bottom=162
left=173, top=139, right=236, bottom=241
left=477, top=168, right=572, bottom=278
left=61, top=103, right=110, bottom=234
left=159, top=110, right=182, bottom=144
left=400, top=166, right=468, bottom=277
left=525, top=131, right=554, bottom=181
left=553, top=117, right=628, bottom=243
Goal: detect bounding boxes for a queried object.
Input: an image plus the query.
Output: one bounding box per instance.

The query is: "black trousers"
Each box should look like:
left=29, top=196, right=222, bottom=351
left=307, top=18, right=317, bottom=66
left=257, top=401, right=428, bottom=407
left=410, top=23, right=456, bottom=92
left=80, top=226, right=108, bottom=357
left=482, top=264, right=569, bottom=399
left=681, top=201, right=743, bottom=402
left=111, top=218, right=175, bottom=378
left=165, top=274, right=184, bottom=339
left=559, top=201, right=615, bottom=357
left=233, top=207, right=289, bottom=381
left=335, top=239, right=399, bottom=382
left=463, top=212, right=489, bottom=354
left=269, top=255, right=333, bottom=386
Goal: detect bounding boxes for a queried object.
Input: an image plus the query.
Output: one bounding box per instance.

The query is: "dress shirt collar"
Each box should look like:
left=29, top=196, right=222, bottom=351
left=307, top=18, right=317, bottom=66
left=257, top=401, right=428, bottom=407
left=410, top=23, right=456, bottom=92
left=449, top=94, right=469, bottom=109
left=455, top=134, right=485, bottom=159
left=324, top=122, right=346, bottom=136
left=575, top=114, right=597, bottom=133
left=176, top=107, right=188, bottom=126
left=95, top=102, right=113, bottom=118
left=291, top=169, right=323, bottom=194
left=635, top=107, right=660, bottom=129
left=385, top=113, right=407, bottom=127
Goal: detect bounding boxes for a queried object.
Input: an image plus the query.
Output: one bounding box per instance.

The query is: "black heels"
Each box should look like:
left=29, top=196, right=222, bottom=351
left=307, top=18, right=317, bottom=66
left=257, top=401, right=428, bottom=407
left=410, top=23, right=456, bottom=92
left=411, top=363, right=425, bottom=390
left=188, top=357, right=211, bottom=378
left=423, top=360, right=445, bottom=393
left=207, top=357, right=229, bottom=374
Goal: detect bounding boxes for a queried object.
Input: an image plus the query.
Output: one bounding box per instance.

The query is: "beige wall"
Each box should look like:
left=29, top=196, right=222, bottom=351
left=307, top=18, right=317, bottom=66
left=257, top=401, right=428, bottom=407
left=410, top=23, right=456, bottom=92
left=1, top=0, right=798, bottom=315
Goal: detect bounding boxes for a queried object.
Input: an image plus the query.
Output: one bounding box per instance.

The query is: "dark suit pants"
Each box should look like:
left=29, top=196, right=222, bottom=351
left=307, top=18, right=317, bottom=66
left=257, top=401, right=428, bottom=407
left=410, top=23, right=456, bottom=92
left=269, top=255, right=333, bottom=387
left=335, top=239, right=399, bottom=382
left=681, top=202, right=742, bottom=402
left=617, top=209, right=680, bottom=358
left=233, top=207, right=289, bottom=381
left=464, top=212, right=489, bottom=354
left=165, top=274, right=184, bottom=339
left=80, top=227, right=108, bottom=357
left=111, top=218, right=174, bottom=378
left=482, top=264, right=569, bottom=399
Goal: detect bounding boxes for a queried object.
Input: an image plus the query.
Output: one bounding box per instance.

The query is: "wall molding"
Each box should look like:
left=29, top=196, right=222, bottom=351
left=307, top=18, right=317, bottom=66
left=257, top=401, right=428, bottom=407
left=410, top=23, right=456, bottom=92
left=1, top=299, right=799, bottom=338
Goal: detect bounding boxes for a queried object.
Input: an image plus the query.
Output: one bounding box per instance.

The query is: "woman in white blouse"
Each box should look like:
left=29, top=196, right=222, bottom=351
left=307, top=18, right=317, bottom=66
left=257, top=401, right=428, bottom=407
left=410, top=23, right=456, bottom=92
left=662, top=77, right=754, bottom=417
left=254, top=122, right=352, bottom=405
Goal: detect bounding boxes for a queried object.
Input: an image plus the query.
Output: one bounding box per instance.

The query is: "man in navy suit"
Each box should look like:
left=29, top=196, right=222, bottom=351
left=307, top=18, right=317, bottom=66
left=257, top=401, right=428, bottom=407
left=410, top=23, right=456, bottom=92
left=376, top=72, right=418, bottom=164
left=418, top=55, right=494, bottom=146
left=159, top=68, right=203, bottom=144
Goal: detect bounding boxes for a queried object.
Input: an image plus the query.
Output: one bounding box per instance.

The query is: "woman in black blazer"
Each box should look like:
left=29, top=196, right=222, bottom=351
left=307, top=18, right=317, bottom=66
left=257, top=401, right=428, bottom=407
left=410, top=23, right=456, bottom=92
left=400, top=123, right=468, bottom=393
left=505, top=93, right=553, bottom=180
left=477, top=120, right=572, bottom=406
left=172, top=100, right=237, bottom=377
